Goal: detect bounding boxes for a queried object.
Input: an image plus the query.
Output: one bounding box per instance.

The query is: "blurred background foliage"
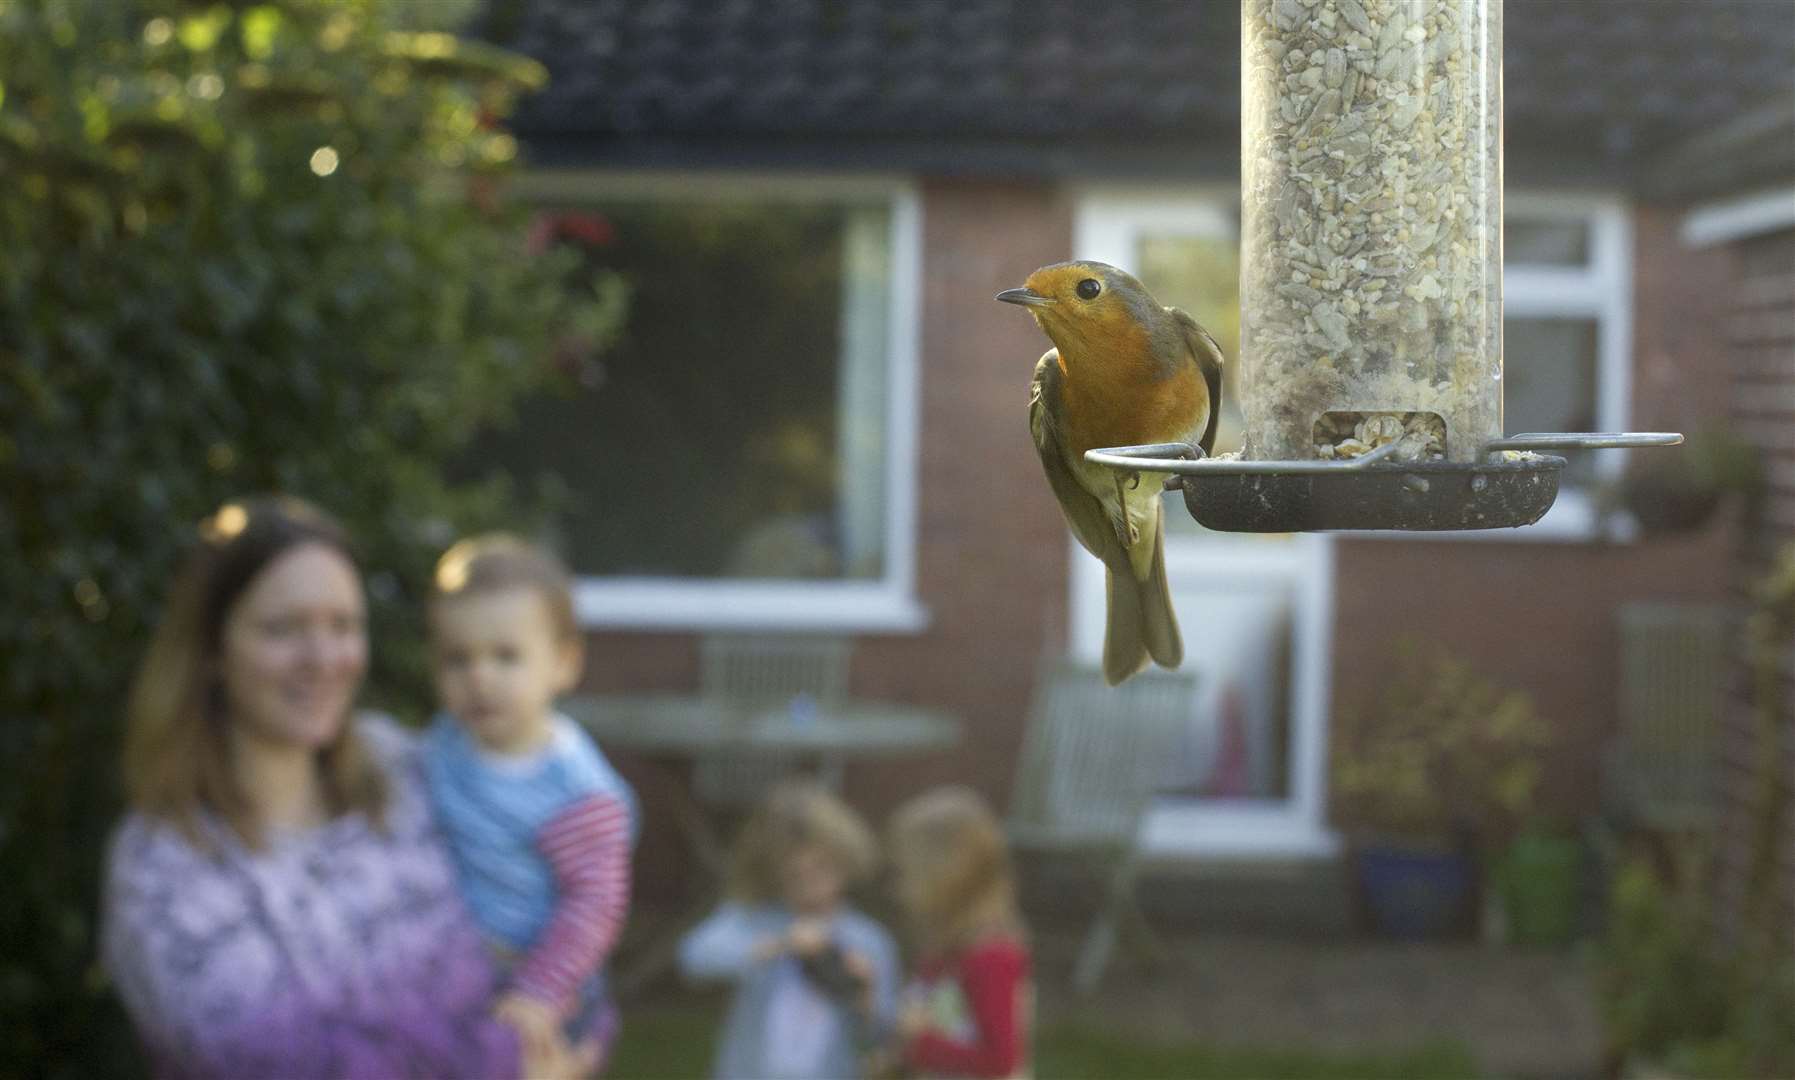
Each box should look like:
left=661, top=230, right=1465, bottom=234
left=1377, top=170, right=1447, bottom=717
left=1330, top=638, right=1553, bottom=847
left=1597, top=848, right=1795, bottom=1077
left=0, top=0, right=617, bottom=1072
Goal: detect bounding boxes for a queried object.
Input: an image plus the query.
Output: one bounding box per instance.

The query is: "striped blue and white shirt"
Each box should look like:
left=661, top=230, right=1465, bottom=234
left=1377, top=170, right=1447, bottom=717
left=421, top=712, right=638, bottom=1012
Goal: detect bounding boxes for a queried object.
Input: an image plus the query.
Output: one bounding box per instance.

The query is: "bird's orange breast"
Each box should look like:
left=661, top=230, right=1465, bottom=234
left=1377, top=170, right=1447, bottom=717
left=1058, top=337, right=1209, bottom=457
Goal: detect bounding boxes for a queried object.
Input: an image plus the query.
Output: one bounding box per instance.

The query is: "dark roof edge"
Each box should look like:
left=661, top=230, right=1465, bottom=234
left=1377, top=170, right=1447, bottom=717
left=511, top=133, right=1241, bottom=182
left=1641, top=92, right=1795, bottom=201
left=511, top=132, right=1683, bottom=196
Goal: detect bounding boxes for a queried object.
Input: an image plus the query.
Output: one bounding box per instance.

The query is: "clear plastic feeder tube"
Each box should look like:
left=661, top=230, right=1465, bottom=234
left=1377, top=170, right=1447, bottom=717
left=1240, top=0, right=1502, bottom=463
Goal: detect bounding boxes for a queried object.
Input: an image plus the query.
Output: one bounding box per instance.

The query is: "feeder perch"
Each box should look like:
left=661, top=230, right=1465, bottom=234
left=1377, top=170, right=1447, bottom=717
left=1085, top=0, right=1680, bottom=532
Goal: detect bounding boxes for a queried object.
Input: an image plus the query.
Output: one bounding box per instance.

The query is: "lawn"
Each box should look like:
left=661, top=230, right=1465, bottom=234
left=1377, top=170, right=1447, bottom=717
left=604, top=1003, right=1480, bottom=1079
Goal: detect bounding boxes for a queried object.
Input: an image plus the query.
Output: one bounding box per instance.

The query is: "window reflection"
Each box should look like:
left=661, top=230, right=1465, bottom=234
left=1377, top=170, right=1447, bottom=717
left=1505, top=317, right=1600, bottom=485
left=1133, top=232, right=1295, bottom=543
left=471, top=200, right=893, bottom=581
left=1505, top=218, right=1590, bottom=266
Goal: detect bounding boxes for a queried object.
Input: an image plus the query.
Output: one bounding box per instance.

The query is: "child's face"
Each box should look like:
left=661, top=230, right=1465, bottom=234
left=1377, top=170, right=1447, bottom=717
left=431, top=587, right=580, bottom=754
left=780, top=842, right=846, bottom=916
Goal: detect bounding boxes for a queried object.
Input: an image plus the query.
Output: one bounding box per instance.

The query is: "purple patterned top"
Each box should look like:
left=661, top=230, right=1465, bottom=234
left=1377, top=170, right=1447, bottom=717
left=102, top=715, right=524, bottom=1080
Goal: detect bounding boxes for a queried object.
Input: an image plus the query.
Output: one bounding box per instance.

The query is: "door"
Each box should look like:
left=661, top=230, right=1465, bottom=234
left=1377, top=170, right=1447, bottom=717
left=1072, top=192, right=1338, bottom=858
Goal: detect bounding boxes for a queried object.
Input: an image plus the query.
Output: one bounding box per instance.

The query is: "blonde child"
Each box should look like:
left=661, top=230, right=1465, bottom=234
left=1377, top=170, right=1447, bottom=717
left=678, top=780, right=900, bottom=1080
left=420, top=534, right=638, bottom=1067
left=887, top=786, right=1033, bottom=1079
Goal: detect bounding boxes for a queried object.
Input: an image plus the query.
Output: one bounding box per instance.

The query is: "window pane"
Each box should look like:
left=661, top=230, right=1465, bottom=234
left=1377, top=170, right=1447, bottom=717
left=1505, top=218, right=1590, bottom=266
left=475, top=200, right=892, bottom=581
left=1136, top=233, right=1243, bottom=455
left=1135, top=230, right=1297, bottom=541
left=1504, top=317, right=1599, bottom=484
left=1162, top=589, right=1292, bottom=800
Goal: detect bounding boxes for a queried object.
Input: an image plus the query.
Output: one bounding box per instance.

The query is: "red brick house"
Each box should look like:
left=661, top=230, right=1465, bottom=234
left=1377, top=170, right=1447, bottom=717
left=472, top=0, right=1795, bottom=886
left=1679, top=143, right=1795, bottom=939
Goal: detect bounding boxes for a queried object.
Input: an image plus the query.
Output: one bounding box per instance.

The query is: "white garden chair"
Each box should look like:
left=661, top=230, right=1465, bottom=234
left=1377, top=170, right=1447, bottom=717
left=1006, top=661, right=1202, bottom=994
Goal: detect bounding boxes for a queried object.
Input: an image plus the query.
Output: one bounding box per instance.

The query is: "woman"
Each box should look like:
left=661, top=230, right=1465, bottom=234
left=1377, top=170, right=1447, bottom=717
left=102, top=495, right=599, bottom=1079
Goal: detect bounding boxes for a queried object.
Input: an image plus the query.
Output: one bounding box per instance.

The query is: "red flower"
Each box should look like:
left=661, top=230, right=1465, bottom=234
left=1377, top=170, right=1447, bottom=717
left=526, top=212, right=615, bottom=255
left=557, top=213, right=614, bottom=246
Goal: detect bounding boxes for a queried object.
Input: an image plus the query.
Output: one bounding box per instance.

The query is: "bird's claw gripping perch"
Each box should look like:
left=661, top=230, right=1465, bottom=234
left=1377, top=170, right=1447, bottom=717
left=1112, top=472, right=1143, bottom=547
left=1159, top=443, right=1207, bottom=490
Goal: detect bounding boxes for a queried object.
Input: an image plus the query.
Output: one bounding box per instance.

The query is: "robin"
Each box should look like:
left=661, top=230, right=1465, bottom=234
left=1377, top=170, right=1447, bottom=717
left=998, top=261, right=1222, bottom=685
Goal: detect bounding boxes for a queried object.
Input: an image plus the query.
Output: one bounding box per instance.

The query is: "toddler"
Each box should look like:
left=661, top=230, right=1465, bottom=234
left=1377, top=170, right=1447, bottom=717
left=678, top=780, right=900, bottom=1080
left=421, top=533, right=638, bottom=1066
left=887, top=786, right=1033, bottom=1079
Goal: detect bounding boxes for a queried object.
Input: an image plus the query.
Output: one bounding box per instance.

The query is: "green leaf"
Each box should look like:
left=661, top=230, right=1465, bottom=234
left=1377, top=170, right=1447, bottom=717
left=238, top=5, right=280, bottom=60
left=177, top=7, right=230, bottom=53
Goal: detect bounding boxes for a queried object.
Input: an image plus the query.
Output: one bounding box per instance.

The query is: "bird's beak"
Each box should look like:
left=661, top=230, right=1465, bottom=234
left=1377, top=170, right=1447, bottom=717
left=995, top=287, right=1054, bottom=307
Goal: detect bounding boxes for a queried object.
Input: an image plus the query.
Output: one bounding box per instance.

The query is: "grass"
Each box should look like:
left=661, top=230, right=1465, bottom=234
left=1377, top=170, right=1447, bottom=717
left=604, top=1003, right=1481, bottom=1080
left=1037, top=1024, right=1479, bottom=1079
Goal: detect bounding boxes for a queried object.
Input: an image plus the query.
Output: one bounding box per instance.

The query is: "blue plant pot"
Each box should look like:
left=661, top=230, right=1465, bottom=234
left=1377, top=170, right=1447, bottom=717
left=1355, top=843, right=1474, bottom=939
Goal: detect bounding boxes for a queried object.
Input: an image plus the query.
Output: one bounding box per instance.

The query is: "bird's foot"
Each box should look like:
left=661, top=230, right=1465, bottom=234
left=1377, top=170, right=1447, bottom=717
left=1162, top=444, right=1205, bottom=491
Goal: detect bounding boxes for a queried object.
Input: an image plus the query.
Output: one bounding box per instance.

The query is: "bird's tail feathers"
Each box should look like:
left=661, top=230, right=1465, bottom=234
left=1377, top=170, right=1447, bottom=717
left=1141, top=513, right=1183, bottom=668
left=1102, top=564, right=1152, bottom=687
left=1103, top=516, right=1183, bottom=686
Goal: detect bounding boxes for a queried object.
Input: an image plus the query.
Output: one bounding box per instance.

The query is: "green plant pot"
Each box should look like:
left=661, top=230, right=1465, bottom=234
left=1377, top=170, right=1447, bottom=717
left=1498, top=833, right=1581, bottom=946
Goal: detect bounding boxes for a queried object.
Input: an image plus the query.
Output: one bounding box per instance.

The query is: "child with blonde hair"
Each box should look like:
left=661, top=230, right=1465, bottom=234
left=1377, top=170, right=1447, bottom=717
left=886, top=786, right=1033, bottom=1079
left=678, top=779, right=900, bottom=1080
left=421, top=533, right=638, bottom=1068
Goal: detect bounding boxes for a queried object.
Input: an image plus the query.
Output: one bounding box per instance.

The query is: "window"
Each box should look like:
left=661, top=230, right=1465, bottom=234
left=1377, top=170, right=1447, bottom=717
left=487, top=174, right=925, bottom=631
left=1503, top=194, right=1633, bottom=529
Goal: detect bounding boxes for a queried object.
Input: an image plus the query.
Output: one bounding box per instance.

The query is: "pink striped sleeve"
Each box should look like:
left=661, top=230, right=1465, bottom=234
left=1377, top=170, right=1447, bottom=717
left=510, top=794, right=634, bottom=1012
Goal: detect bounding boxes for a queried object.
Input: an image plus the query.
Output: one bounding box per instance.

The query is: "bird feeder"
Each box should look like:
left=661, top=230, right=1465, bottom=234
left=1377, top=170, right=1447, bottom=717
left=1084, top=0, right=1679, bottom=531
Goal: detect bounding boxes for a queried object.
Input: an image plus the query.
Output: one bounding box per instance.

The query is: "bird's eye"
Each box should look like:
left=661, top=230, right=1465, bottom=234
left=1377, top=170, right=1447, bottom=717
left=1076, top=278, right=1102, bottom=300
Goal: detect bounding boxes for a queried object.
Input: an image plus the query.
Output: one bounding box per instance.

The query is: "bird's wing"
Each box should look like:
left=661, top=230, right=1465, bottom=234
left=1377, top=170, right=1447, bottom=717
left=1030, top=349, right=1129, bottom=568
left=1169, top=307, right=1225, bottom=455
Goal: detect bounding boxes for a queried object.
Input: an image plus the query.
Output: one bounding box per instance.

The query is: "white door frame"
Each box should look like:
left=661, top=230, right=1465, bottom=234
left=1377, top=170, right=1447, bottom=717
left=1073, top=190, right=1340, bottom=860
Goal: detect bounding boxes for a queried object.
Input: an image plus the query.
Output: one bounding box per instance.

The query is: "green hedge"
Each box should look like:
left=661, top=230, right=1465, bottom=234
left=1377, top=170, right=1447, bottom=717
left=0, top=1, right=614, bottom=1073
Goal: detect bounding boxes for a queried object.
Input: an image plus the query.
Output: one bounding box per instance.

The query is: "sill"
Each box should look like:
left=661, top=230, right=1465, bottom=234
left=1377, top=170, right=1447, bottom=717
left=1337, top=488, right=1637, bottom=544
left=573, top=578, right=932, bottom=634
left=1139, top=800, right=1343, bottom=860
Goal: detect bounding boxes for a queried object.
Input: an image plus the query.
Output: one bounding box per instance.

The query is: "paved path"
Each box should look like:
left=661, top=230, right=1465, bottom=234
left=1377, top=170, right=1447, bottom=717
left=1031, top=930, right=1605, bottom=1079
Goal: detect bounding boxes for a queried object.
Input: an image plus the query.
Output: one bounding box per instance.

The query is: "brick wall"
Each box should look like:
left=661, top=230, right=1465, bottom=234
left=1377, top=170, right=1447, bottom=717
left=1712, top=225, right=1795, bottom=944
left=848, top=179, right=1075, bottom=815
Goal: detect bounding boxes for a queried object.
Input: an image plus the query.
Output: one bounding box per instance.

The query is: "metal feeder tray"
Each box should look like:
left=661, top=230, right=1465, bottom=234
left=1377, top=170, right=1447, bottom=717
left=1085, top=433, right=1683, bottom=533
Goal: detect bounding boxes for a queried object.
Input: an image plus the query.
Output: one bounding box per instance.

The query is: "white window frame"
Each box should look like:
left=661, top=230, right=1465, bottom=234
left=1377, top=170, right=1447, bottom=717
left=1501, top=191, right=1635, bottom=535
left=508, top=171, right=929, bottom=633
left=1359, top=191, right=1635, bottom=542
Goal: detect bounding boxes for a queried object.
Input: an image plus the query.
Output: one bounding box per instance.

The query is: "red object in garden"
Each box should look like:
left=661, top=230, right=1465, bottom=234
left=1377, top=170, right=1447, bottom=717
left=1203, top=683, right=1249, bottom=798
left=527, top=211, right=615, bottom=254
